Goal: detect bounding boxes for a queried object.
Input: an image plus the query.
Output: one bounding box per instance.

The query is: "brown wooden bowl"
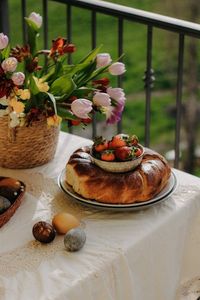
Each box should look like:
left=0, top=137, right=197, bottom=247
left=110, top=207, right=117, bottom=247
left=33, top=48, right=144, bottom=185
left=0, top=177, right=26, bottom=228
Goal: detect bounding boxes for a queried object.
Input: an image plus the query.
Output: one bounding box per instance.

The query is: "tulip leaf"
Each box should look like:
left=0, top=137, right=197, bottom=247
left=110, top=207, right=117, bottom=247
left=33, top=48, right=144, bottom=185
left=1, top=45, right=11, bottom=60
left=81, top=65, right=110, bottom=85
left=50, top=74, right=76, bottom=97
left=72, top=88, right=95, bottom=98
left=57, top=106, right=77, bottom=120
left=25, top=18, right=40, bottom=55
left=29, top=76, right=40, bottom=95
left=74, top=61, right=97, bottom=87
left=78, top=45, right=103, bottom=64
left=46, top=92, right=57, bottom=115
left=40, top=66, right=56, bottom=83
left=63, top=62, right=90, bottom=76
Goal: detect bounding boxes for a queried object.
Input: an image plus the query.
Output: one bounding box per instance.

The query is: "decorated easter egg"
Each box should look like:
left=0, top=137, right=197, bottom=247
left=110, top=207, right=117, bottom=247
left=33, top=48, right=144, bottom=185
left=32, top=221, right=56, bottom=243
left=0, top=177, right=23, bottom=202
left=64, top=228, right=86, bottom=252
left=0, top=196, right=11, bottom=214
left=52, top=212, right=80, bottom=234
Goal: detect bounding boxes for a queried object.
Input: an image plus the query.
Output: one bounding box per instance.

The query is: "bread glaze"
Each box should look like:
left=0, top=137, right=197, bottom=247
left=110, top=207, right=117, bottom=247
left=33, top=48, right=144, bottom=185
left=65, top=146, right=171, bottom=204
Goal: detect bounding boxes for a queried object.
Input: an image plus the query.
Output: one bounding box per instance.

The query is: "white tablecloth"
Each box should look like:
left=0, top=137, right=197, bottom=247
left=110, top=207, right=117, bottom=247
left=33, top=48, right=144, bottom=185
left=0, top=132, right=200, bottom=300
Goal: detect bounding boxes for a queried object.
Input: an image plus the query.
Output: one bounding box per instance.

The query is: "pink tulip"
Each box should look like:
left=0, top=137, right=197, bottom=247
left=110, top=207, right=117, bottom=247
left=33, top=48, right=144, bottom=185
left=28, top=12, right=42, bottom=28
left=106, top=101, right=125, bottom=124
left=71, top=99, right=93, bottom=119
left=1, top=57, right=18, bottom=72
left=93, top=92, right=111, bottom=107
left=11, top=72, right=25, bottom=86
left=0, top=33, right=9, bottom=50
left=108, top=62, right=126, bottom=75
left=96, top=53, right=112, bottom=68
left=107, top=87, right=126, bottom=103
left=105, top=105, right=120, bottom=124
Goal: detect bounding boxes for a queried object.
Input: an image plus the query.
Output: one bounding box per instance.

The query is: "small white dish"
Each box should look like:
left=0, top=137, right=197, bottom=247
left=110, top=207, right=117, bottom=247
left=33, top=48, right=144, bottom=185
left=90, top=144, right=144, bottom=173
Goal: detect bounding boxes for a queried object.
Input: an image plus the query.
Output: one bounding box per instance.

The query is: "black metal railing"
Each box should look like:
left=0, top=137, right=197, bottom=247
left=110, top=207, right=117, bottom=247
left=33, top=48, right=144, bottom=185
left=1, top=0, right=200, bottom=169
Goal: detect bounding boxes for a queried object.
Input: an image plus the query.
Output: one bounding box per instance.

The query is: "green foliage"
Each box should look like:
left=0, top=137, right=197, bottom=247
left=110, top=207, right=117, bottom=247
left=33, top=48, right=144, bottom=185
left=29, top=76, right=40, bottom=95
left=50, top=75, right=76, bottom=98
left=6, top=1, right=192, bottom=145
left=0, top=44, right=10, bottom=60
left=25, top=17, right=40, bottom=55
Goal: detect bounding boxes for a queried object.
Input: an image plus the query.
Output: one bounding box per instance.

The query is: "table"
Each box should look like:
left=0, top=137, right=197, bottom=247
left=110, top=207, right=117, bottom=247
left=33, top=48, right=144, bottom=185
left=0, top=132, right=200, bottom=300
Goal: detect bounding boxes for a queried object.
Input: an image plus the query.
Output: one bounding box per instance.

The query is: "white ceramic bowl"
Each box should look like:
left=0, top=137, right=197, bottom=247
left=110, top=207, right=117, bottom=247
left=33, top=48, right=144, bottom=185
left=90, top=144, right=144, bottom=173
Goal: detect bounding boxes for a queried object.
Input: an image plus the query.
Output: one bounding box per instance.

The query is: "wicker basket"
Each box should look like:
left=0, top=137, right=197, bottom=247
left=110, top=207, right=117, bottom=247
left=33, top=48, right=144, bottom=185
left=0, top=116, right=60, bottom=169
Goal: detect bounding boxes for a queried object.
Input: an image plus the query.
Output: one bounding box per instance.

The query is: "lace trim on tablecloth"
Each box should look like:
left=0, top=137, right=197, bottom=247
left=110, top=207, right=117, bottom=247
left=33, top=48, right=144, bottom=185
left=0, top=169, right=200, bottom=280
left=176, top=276, right=200, bottom=299
left=0, top=171, right=101, bottom=280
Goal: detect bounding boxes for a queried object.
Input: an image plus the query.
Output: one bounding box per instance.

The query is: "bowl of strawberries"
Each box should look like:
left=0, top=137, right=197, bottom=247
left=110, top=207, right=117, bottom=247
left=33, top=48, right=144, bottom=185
left=90, top=133, right=144, bottom=173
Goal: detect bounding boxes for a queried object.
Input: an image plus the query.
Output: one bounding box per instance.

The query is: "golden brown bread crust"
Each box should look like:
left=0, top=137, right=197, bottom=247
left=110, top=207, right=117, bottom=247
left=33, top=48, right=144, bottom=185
left=65, top=146, right=171, bottom=204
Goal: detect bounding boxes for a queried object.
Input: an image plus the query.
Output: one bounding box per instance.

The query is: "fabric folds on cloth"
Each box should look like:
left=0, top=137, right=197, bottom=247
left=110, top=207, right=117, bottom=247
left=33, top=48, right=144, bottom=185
left=0, top=132, right=200, bottom=300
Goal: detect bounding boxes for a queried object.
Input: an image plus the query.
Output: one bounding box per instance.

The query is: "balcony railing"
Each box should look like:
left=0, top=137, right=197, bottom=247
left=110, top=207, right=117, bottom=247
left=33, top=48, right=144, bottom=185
left=1, top=0, right=200, bottom=170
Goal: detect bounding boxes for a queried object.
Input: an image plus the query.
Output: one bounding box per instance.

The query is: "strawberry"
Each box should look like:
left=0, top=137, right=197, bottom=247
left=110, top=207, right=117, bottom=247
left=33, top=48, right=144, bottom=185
left=129, top=135, right=139, bottom=146
left=71, top=119, right=81, bottom=126
left=82, top=117, right=92, bottom=124
left=108, top=134, right=128, bottom=149
left=101, top=150, right=115, bottom=161
left=93, top=136, right=108, bottom=152
left=115, top=146, right=134, bottom=161
left=134, top=147, right=143, bottom=157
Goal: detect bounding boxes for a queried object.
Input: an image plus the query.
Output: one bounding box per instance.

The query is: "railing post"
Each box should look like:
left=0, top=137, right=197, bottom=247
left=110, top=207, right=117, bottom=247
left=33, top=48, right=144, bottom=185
left=0, top=0, right=9, bottom=35
left=144, top=25, right=154, bottom=148
left=91, top=10, right=97, bottom=139
left=21, top=0, right=27, bottom=44
left=117, top=17, right=124, bottom=134
left=174, top=33, right=185, bottom=169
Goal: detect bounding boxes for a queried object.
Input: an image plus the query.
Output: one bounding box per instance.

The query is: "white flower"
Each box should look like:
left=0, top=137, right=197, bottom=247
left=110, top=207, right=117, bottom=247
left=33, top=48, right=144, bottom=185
left=96, top=53, right=112, bottom=68
left=0, top=96, right=9, bottom=106
left=108, top=62, right=126, bottom=75
left=0, top=107, right=9, bottom=117
left=0, top=33, right=9, bottom=50
left=1, top=57, right=18, bottom=72
left=28, top=12, right=42, bottom=28
left=71, top=99, right=93, bottom=119
left=93, top=92, right=111, bottom=107
left=11, top=72, right=25, bottom=86
left=9, top=111, right=20, bottom=128
left=33, top=76, right=49, bottom=92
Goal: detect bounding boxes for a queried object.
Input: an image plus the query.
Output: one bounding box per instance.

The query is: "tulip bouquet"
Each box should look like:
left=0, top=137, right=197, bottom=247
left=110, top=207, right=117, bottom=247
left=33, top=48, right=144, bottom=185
left=0, top=12, right=126, bottom=129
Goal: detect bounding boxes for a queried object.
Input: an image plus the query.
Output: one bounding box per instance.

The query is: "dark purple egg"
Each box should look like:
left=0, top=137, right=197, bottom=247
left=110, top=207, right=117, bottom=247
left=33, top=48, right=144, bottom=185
left=32, top=221, right=56, bottom=243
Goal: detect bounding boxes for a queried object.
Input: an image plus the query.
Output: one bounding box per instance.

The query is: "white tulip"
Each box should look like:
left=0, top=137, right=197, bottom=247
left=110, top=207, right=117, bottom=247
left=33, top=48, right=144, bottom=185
left=108, top=62, right=126, bottom=75
left=71, top=99, right=93, bottom=119
left=96, top=53, right=112, bottom=68
left=93, top=92, right=111, bottom=107
left=1, top=57, right=18, bottom=72
left=11, top=72, right=25, bottom=86
left=28, top=12, right=42, bottom=28
left=0, top=33, right=9, bottom=50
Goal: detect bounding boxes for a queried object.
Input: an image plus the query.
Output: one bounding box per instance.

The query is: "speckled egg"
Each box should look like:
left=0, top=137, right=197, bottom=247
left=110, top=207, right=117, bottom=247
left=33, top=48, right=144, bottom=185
left=32, top=221, right=56, bottom=243
left=0, top=196, right=11, bottom=214
left=0, top=177, right=24, bottom=203
left=52, top=212, right=80, bottom=235
left=64, top=228, right=86, bottom=252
